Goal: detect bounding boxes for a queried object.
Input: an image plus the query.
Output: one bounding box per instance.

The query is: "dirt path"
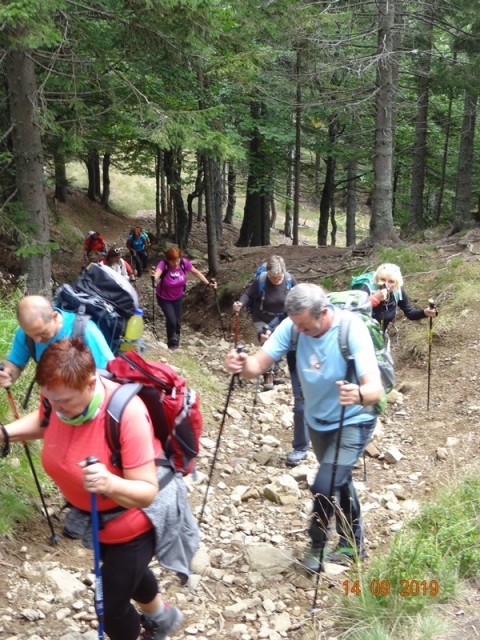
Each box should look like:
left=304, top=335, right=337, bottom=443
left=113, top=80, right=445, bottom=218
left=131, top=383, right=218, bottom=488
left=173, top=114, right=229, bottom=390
left=1, top=197, right=480, bottom=639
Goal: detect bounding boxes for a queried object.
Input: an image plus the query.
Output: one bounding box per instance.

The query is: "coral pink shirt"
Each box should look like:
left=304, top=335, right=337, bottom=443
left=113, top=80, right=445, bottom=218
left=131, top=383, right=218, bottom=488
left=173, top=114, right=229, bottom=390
left=41, top=378, right=163, bottom=544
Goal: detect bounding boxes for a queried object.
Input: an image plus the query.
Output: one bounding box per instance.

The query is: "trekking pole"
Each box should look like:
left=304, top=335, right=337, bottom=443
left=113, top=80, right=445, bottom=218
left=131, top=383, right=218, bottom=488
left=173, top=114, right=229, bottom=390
left=426, top=299, right=437, bottom=411
left=211, top=280, right=227, bottom=340
left=199, top=342, right=245, bottom=523
left=233, top=311, right=240, bottom=347
left=86, top=456, right=105, bottom=640
left=0, top=365, right=60, bottom=544
left=311, top=364, right=353, bottom=615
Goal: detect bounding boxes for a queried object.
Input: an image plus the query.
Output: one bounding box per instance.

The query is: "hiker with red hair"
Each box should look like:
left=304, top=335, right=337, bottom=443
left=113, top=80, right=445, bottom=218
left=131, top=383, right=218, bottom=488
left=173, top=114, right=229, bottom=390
left=152, top=246, right=216, bottom=350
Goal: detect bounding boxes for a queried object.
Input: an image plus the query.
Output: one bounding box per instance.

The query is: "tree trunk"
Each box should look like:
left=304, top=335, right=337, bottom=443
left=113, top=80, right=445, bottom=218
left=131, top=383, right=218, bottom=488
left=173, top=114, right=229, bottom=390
left=203, top=156, right=219, bottom=276
left=187, top=162, right=204, bottom=235
left=407, top=14, right=433, bottom=234
left=292, top=47, right=302, bottom=246
left=6, top=46, right=51, bottom=294
left=155, top=147, right=163, bottom=239
left=224, top=163, right=236, bottom=224
left=213, top=159, right=223, bottom=241
left=435, top=81, right=454, bottom=223
left=451, top=91, right=478, bottom=233
left=284, top=148, right=293, bottom=238
left=54, top=150, right=68, bottom=202
left=370, top=0, right=400, bottom=245
left=345, top=161, right=357, bottom=246
left=318, top=118, right=338, bottom=246
left=163, top=148, right=189, bottom=249
left=236, top=102, right=271, bottom=247
left=270, top=191, right=277, bottom=230
left=86, top=149, right=100, bottom=201
left=100, top=152, right=111, bottom=209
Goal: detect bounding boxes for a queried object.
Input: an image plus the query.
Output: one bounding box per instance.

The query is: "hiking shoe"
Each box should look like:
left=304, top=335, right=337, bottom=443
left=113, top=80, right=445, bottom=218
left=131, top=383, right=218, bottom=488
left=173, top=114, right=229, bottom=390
left=273, top=374, right=286, bottom=385
left=301, top=545, right=324, bottom=574
left=262, top=372, right=274, bottom=391
left=286, top=449, right=308, bottom=467
left=140, top=605, right=183, bottom=640
left=324, top=545, right=366, bottom=566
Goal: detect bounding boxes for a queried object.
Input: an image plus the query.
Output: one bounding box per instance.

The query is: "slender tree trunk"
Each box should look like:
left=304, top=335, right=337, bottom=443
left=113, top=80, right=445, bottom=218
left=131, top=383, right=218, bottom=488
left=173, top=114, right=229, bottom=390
left=292, top=47, right=302, bottom=246
left=86, top=149, right=100, bottom=201
left=407, top=15, right=433, bottom=234
left=203, top=156, right=218, bottom=276
left=100, top=152, right=111, bottom=209
left=451, top=91, right=477, bottom=233
left=270, top=191, right=277, bottom=230
left=224, top=163, right=236, bottom=224
left=315, top=152, right=322, bottom=204
left=155, top=147, right=162, bottom=239
left=435, top=82, right=454, bottom=223
left=54, top=150, right=68, bottom=203
left=284, top=147, right=293, bottom=238
left=213, top=159, right=223, bottom=241
left=164, top=148, right=189, bottom=249
left=187, top=162, right=204, bottom=234
left=370, top=0, right=400, bottom=245
left=6, top=46, right=51, bottom=294
left=318, top=119, right=338, bottom=246
left=345, top=161, right=357, bottom=246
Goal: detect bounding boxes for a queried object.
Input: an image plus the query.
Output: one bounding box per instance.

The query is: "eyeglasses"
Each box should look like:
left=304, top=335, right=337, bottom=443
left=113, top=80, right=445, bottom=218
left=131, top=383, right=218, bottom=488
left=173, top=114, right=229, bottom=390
left=112, top=248, right=123, bottom=255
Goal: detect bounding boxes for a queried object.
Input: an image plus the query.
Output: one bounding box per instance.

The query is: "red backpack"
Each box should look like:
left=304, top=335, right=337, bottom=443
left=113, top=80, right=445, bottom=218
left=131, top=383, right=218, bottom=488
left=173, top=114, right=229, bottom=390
left=104, top=351, right=203, bottom=475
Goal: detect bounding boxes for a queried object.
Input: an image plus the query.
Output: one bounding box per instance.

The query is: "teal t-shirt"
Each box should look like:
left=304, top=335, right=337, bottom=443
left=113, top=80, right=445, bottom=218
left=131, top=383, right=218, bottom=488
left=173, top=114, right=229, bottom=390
left=8, top=308, right=114, bottom=369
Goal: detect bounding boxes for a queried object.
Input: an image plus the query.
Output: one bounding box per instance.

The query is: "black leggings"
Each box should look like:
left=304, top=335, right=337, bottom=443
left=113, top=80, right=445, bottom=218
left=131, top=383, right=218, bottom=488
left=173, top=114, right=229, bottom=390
left=157, top=296, right=183, bottom=348
left=101, top=529, right=158, bottom=640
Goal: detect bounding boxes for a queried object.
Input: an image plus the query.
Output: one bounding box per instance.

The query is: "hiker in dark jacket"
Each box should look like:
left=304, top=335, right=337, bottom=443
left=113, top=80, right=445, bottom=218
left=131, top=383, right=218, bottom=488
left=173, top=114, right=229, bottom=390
left=362, top=263, right=436, bottom=333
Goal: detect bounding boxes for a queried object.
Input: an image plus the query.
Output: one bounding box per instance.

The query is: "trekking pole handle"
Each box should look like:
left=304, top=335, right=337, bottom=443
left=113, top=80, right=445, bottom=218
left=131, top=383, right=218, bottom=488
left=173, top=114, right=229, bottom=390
left=86, top=455, right=100, bottom=466
left=0, top=362, right=11, bottom=390
left=428, top=299, right=438, bottom=316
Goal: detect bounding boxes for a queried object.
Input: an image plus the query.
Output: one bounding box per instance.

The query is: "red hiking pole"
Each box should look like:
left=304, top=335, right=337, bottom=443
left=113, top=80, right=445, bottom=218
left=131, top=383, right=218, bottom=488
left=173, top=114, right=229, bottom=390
left=0, top=365, right=60, bottom=544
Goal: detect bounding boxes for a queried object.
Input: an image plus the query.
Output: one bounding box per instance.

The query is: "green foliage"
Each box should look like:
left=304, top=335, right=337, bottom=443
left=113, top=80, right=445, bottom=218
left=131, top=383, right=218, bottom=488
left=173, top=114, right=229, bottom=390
left=334, top=476, right=480, bottom=638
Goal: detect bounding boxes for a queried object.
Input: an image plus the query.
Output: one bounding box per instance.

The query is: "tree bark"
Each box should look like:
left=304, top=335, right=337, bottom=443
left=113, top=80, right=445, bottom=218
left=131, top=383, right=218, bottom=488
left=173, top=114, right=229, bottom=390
left=370, top=0, right=400, bottom=245
left=163, top=148, right=189, bottom=249
left=407, top=14, right=433, bottom=234
left=224, top=163, right=236, bottom=224
left=86, top=149, right=100, bottom=201
left=6, top=46, right=51, bottom=294
left=100, top=152, right=111, bottom=209
left=345, top=161, right=357, bottom=247
left=292, top=47, right=302, bottom=246
left=318, top=118, right=338, bottom=246
left=284, top=147, right=293, bottom=238
left=203, top=156, right=218, bottom=276
left=54, top=149, right=68, bottom=203
left=451, top=91, right=477, bottom=233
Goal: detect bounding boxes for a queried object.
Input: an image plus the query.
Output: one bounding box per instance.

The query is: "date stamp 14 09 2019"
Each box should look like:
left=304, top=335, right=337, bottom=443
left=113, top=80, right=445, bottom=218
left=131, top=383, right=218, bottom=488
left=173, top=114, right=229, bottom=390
left=343, top=579, right=439, bottom=597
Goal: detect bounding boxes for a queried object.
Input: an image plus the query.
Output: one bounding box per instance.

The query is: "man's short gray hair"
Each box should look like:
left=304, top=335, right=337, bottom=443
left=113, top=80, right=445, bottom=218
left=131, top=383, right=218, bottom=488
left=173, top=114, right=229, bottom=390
left=285, top=283, right=328, bottom=318
left=266, top=255, right=286, bottom=277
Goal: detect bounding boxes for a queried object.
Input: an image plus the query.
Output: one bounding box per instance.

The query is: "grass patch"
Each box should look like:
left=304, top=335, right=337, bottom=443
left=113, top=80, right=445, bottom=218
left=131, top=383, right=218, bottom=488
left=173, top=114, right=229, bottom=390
left=333, top=475, right=480, bottom=638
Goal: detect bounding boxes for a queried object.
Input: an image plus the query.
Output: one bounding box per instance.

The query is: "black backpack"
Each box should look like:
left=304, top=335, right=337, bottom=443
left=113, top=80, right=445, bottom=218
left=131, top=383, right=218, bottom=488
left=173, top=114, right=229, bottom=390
left=54, top=263, right=139, bottom=354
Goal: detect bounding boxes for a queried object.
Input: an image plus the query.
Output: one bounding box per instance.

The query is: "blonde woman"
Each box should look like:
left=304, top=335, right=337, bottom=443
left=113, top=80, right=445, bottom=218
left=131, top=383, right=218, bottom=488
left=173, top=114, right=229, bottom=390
left=362, top=263, right=436, bottom=332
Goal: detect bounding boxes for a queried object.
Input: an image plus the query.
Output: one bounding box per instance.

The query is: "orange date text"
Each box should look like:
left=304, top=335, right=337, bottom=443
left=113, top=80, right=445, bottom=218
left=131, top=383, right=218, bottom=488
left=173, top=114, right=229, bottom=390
left=343, top=579, right=439, bottom=597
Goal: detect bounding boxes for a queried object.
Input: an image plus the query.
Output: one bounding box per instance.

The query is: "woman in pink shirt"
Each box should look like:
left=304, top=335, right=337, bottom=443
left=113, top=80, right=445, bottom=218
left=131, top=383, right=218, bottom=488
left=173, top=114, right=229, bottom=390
left=152, top=246, right=216, bottom=349
left=0, top=339, right=183, bottom=640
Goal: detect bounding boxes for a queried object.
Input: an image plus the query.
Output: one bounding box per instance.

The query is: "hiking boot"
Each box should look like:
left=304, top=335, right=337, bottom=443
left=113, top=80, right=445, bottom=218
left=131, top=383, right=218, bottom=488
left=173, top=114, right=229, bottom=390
left=262, top=372, right=274, bottom=391
left=286, top=449, right=308, bottom=467
left=273, top=373, right=286, bottom=385
left=301, top=544, right=324, bottom=574
left=140, top=605, right=183, bottom=640
left=324, top=545, right=366, bottom=566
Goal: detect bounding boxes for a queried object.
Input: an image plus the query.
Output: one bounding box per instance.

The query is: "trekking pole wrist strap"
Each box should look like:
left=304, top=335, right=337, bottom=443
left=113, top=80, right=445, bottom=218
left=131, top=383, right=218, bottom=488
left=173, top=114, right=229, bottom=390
left=0, top=424, right=10, bottom=457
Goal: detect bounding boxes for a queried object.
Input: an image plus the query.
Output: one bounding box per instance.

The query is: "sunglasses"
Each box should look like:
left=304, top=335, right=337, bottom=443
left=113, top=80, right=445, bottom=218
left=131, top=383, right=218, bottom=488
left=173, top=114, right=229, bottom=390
left=112, top=247, right=123, bottom=255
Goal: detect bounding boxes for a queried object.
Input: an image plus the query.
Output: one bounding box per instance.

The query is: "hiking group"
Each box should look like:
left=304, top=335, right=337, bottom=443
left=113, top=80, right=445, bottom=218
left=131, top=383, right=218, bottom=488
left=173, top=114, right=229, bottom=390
left=0, top=246, right=437, bottom=638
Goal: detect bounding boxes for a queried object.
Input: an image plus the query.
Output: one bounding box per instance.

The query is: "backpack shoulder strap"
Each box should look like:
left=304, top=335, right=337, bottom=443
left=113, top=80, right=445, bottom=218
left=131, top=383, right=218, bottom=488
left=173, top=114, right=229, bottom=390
left=25, top=336, right=37, bottom=362
left=105, top=382, right=144, bottom=469
left=285, top=272, right=294, bottom=289
left=337, top=311, right=353, bottom=362
left=72, top=307, right=89, bottom=341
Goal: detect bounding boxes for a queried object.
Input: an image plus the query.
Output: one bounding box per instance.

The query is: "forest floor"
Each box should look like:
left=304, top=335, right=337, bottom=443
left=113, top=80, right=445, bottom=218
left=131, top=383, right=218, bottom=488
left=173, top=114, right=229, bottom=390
left=1, top=192, right=480, bottom=640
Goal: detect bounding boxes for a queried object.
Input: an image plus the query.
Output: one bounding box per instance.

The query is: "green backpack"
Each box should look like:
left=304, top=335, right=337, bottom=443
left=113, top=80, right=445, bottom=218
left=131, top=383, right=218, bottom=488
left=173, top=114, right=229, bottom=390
left=350, top=271, right=401, bottom=302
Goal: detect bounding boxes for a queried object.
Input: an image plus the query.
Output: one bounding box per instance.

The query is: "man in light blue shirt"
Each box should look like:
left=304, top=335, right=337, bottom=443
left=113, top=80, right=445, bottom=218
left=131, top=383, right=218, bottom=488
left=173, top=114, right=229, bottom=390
left=226, top=283, right=383, bottom=572
left=0, top=296, right=114, bottom=388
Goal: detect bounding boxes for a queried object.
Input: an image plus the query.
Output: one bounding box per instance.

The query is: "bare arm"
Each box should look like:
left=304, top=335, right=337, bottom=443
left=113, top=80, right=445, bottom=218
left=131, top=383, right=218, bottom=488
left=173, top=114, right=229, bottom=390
left=81, top=460, right=158, bottom=509
left=153, top=266, right=164, bottom=286
left=190, top=265, right=216, bottom=288
left=225, top=348, right=276, bottom=380
left=0, top=410, right=44, bottom=443
left=0, top=361, right=23, bottom=388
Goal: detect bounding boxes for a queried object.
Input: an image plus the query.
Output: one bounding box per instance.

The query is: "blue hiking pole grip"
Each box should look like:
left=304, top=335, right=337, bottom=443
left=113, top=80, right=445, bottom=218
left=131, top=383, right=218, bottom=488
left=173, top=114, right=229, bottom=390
left=86, top=456, right=104, bottom=640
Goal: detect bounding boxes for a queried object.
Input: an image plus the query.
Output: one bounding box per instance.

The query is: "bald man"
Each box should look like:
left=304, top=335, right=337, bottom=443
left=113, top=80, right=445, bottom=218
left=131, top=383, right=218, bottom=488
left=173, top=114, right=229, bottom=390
left=0, top=296, right=114, bottom=388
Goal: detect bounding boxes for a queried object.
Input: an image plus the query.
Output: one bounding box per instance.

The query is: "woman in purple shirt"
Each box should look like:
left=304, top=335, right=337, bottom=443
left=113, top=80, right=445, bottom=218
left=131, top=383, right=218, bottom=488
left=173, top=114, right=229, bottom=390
left=153, top=246, right=216, bottom=349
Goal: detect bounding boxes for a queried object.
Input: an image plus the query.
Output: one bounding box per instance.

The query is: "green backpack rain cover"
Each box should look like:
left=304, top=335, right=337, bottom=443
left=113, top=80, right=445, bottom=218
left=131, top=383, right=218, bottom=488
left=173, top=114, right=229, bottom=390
left=327, top=289, right=395, bottom=413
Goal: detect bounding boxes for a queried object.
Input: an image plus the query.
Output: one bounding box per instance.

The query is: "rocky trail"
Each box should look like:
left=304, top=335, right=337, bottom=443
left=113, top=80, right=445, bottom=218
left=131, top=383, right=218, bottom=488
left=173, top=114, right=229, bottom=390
left=2, top=199, right=480, bottom=639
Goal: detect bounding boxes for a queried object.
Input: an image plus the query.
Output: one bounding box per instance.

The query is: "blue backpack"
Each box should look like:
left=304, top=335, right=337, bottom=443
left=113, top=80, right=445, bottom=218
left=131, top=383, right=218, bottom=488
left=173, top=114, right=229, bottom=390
left=254, top=263, right=294, bottom=311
